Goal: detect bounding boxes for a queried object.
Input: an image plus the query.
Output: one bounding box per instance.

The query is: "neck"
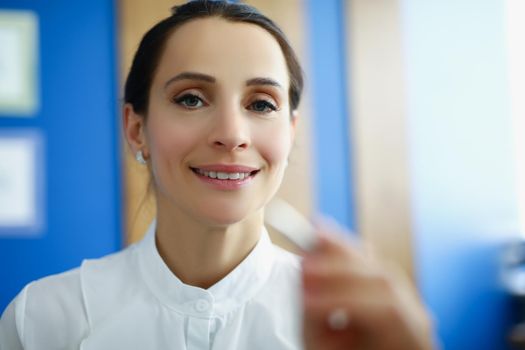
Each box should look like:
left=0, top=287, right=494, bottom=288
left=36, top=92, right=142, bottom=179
left=154, top=199, right=264, bottom=289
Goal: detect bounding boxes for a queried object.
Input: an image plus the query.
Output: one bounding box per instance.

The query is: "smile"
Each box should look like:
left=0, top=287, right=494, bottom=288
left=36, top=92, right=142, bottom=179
left=190, top=165, right=260, bottom=189
left=194, top=169, right=252, bottom=180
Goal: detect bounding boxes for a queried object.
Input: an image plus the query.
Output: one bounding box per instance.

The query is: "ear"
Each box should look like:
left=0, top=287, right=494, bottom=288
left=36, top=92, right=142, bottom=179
left=123, top=103, right=148, bottom=157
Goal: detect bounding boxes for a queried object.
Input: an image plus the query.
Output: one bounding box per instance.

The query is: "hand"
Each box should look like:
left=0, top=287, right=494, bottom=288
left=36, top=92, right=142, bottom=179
left=301, top=221, right=436, bottom=350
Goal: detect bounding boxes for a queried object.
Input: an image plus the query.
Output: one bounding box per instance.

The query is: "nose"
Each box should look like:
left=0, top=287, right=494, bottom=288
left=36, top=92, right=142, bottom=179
left=208, top=106, right=250, bottom=152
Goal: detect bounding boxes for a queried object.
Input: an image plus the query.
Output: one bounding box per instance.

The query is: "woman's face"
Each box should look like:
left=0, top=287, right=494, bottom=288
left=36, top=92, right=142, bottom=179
left=142, top=17, right=296, bottom=226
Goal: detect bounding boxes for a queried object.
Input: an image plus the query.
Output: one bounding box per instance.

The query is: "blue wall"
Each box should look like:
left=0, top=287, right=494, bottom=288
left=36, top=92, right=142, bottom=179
left=306, top=0, right=356, bottom=231
left=0, top=0, right=121, bottom=312
left=401, top=0, right=518, bottom=348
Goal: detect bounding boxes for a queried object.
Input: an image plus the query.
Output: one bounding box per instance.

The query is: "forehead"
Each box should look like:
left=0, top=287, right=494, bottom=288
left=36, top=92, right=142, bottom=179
left=154, top=17, right=289, bottom=86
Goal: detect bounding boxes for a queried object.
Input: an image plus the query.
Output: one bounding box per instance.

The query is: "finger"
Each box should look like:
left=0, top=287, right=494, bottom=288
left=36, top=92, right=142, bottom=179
left=303, top=242, right=417, bottom=302
left=306, top=231, right=365, bottom=266
left=302, top=260, right=407, bottom=325
left=303, top=301, right=361, bottom=350
left=303, top=317, right=360, bottom=350
left=303, top=281, right=434, bottom=349
left=303, top=290, right=403, bottom=333
left=313, top=217, right=360, bottom=249
left=302, top=259, right=381, bottom=296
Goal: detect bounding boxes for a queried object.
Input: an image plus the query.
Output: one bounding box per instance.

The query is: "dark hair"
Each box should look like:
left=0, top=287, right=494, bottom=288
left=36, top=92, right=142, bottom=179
left=124, top=0, right=304, bottom=117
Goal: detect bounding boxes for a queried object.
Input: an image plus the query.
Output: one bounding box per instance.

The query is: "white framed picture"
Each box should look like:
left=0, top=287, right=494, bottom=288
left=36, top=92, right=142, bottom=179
left=0, top=10, right=38, bottom=116
left=0, top=130, right=45, bottom=236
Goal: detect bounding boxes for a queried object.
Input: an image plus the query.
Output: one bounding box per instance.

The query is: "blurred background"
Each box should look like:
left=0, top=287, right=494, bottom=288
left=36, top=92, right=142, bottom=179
left=1, top=0, right=524, bottom=349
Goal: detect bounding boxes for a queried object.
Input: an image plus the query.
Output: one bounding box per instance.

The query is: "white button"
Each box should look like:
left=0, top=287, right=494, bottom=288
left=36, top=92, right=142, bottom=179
left=195, top=299, right=210, bottom=312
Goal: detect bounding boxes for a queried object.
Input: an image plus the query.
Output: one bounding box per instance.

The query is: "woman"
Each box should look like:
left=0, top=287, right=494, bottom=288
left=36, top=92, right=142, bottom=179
left=0, top=1, right=435, bottom=349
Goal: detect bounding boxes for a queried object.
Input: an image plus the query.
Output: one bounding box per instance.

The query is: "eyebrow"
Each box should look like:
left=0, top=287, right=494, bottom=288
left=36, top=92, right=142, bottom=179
left=246, top=77, right=283, bottom=90
left=164, top=72, right=216, bottom=90
left=163, top=72, right=283, bottom=90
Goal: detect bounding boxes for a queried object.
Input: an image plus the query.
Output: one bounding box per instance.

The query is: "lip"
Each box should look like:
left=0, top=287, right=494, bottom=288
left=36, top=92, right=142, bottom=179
left=191, top=164, right=259, bottom=173
left=190, top=164, right=260, bottom=190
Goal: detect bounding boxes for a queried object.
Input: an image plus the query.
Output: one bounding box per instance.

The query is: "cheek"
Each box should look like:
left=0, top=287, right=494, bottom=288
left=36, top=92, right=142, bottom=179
left=254, top=121, right=293, bottom=165
left=146, top=120, right=201, bottom=173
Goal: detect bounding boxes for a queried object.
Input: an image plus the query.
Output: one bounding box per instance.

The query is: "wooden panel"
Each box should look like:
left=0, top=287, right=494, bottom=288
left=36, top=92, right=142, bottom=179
left=118, top=0, right=314, bottom=249
left=346, top=0, right=414, bottom=278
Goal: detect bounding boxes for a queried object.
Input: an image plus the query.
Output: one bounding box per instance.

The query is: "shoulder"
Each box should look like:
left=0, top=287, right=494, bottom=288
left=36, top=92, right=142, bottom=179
left=28, top=245, right=138, bottom=321
left=0, top=245, right=139, bottom=349
left=80, top=243, right=143, bottom=324
left=0, top=267, right=86, bottom=349
left=26, top=266, right=83, bottom=307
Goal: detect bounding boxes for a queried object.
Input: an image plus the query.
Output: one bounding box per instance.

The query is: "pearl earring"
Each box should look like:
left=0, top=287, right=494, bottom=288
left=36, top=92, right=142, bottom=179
left=136, top=150, right=146, bottom=165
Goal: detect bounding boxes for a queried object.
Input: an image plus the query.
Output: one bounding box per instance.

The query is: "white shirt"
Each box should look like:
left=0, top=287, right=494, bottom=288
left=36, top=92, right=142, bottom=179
left=0, top=222, right=303, bottom=350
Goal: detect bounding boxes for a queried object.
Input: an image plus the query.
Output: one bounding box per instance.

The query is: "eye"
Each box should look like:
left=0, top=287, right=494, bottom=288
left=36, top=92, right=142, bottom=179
left=173, top=93, right=205, bottom=109
left=248, top=99, right=278, bottom=113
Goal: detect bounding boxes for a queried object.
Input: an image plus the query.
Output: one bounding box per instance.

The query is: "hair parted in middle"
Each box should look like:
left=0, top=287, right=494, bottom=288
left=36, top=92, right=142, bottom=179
left=124, top=0, right=304, bottom=118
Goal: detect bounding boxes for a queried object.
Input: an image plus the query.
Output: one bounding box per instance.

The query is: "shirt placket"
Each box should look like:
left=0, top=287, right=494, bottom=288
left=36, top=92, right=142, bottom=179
left=187, top=297, right=214, bottom=350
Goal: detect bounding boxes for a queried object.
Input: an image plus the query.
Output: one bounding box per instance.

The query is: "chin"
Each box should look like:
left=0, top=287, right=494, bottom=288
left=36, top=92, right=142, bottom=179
left=194, top=202, right=262, bottom=228
left=199, top=213, right=251, bottom=228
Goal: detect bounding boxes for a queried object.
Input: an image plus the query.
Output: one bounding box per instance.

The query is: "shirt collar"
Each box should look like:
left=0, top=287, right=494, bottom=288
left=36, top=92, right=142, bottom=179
left=137, top=220, right=275, bottom=317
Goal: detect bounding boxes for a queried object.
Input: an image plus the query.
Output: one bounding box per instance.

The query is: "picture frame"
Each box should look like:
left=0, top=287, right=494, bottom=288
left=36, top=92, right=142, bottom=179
left=0, top=130, right=45, bottom=236
left=0, top=10, right=38, bottom=116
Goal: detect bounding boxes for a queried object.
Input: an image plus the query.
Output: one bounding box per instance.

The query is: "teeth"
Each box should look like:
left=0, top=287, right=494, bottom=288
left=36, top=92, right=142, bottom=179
left=217, top=172, right=229, bottom=180
left=196, top=169, right=251, bottom=180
